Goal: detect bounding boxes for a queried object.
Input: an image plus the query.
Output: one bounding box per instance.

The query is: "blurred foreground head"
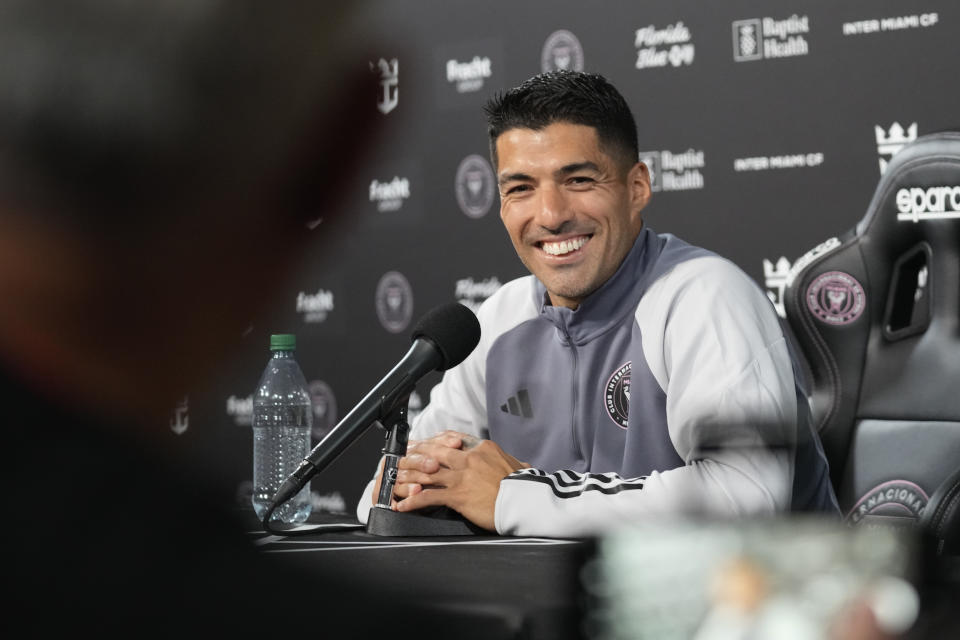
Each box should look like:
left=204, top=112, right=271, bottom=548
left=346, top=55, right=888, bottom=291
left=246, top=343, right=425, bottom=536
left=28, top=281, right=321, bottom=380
left=0, top=0, right=376, bottom=425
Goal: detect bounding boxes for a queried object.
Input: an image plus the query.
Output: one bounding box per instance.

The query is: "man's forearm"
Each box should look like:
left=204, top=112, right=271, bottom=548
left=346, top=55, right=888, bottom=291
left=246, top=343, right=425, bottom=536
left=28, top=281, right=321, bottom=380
left=495, top=451, right=789, bottom=537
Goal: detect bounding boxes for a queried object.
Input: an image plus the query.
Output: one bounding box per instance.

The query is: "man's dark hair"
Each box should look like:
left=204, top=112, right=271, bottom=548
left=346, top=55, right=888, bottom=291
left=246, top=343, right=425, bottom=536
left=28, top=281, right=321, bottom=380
left=483, top=70, right=639, bottom=171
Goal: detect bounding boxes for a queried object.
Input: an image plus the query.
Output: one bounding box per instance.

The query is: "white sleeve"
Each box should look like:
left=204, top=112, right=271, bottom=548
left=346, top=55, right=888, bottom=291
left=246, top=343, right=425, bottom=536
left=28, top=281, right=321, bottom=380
left=494, top=257, right=796, bottom=537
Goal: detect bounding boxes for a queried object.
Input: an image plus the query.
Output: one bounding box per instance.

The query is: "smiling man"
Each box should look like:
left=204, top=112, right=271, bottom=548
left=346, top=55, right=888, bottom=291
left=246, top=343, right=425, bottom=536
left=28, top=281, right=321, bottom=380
left=358, top=71, right=838, bottom=536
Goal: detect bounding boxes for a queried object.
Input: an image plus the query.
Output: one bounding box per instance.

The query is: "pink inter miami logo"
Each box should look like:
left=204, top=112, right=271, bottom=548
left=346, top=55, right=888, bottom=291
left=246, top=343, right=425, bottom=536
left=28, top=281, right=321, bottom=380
left=605, top=362, right=631, bottom=429
left=806, top=271, right=865, bottom=325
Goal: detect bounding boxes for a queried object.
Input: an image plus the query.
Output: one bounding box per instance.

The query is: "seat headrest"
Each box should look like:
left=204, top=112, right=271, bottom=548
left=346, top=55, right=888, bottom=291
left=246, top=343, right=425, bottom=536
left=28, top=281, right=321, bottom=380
left=857, top=130, right=960, bottom=280
left=854, top=132, right=960, bottom=343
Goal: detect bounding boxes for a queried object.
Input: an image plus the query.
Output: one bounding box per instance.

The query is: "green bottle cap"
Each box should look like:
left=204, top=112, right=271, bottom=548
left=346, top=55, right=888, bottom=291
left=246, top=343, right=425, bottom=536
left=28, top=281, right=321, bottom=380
left=269, top=334, right=296, bottom=351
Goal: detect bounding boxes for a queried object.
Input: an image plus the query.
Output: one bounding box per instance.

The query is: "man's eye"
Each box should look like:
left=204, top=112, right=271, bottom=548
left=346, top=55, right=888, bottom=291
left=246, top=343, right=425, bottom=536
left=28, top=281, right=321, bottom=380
left=505, top=184, right=531, bottom=195
left=569, top=176, right=595, bottom=185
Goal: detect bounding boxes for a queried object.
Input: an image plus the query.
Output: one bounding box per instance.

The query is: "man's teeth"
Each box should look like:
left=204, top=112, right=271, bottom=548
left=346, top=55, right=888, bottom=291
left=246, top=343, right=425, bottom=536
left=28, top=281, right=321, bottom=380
left=542, top=237, right=587, bottom=256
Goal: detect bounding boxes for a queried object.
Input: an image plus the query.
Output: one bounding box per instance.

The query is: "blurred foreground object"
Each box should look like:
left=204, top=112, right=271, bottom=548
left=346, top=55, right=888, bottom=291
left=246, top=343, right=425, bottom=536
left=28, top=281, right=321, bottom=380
left=0, top=0, right=376, bottom=424
left=583, top=518, right=921, bottom=640
left=0, top=1, right=414, bottom=635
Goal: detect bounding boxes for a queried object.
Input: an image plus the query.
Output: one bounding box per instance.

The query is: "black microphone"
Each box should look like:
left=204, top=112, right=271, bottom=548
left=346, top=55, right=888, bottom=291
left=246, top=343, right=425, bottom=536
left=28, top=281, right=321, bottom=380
left=267, top=302, right=481, bottom=512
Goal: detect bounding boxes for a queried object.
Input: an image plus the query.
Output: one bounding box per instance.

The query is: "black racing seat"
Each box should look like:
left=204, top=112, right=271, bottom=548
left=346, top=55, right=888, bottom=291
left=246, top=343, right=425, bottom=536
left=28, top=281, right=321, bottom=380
left=782, top=131, right=960, bottom=554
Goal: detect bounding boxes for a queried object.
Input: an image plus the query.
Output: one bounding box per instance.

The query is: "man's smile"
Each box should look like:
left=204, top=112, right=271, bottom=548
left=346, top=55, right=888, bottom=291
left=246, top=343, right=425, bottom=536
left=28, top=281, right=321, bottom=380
left=538, top=234, right=591, bottom=257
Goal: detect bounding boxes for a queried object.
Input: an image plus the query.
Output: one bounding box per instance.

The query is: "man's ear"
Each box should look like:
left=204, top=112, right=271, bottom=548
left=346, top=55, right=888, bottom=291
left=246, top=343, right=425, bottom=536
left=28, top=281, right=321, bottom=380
left=628, top=160, right=652, bottom=217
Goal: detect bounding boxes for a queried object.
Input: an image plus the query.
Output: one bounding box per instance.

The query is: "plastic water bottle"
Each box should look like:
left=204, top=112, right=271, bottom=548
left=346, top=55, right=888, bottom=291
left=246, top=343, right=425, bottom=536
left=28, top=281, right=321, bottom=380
left=251, top=334, right=313, bottom=524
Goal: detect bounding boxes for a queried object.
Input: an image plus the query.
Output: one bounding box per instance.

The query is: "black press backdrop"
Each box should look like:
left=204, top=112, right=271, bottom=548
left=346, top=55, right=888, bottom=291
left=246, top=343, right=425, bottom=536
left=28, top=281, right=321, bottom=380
left=172, top=0, right=960, bottom=518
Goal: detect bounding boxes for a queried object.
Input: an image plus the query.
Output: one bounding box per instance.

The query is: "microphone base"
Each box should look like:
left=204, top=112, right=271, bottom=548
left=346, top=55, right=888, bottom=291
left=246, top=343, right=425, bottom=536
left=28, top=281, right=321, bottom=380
left=366, top=505, right=486, bottom=537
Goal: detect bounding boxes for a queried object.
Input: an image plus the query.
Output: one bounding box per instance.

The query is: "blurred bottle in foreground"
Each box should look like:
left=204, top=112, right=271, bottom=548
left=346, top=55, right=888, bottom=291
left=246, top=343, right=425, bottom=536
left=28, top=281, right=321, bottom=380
left=251, top=334, right=312, bottom=524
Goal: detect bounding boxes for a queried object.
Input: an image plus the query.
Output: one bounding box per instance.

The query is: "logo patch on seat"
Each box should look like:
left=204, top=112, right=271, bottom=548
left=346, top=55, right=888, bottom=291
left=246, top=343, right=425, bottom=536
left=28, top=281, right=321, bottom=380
left=806, top=271, right=866, bottom=325
left=846, top=480, right=929, bottom=525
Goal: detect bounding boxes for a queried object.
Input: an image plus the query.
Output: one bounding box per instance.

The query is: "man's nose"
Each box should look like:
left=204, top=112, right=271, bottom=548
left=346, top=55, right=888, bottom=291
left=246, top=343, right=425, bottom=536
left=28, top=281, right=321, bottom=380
left=536, top=184, right=573, bottom=232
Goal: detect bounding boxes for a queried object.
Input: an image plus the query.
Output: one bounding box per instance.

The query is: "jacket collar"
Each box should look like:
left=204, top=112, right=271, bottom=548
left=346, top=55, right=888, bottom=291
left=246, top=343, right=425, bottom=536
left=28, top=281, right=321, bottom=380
left=534, top=226, right=666, bottom=344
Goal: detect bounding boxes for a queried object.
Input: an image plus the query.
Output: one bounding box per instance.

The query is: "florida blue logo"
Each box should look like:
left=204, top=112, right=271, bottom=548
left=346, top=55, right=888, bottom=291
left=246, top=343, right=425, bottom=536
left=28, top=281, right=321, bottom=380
left=605, top=362, right=631, bottom=429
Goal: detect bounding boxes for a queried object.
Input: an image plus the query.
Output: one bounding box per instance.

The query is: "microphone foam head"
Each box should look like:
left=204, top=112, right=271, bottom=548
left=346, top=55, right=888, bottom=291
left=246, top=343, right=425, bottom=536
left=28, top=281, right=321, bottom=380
left=411, top=302, right=481, bottom=371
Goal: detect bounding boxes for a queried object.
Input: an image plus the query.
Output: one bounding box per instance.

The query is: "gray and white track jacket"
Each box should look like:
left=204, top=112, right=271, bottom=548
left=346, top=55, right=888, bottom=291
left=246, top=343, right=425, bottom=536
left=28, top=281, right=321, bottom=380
left=358, top=227, right=838, bottom=536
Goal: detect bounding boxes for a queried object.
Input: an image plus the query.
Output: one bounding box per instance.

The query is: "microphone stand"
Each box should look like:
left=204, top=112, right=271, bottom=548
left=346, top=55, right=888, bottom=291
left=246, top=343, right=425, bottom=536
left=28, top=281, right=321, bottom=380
left=366, top=397, right=484, bottom=537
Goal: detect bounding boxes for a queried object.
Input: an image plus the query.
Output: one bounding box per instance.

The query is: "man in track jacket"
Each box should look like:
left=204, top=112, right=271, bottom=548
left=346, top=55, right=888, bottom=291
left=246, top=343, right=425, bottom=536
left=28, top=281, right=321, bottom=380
left=358, top=71, right=837, bottom=537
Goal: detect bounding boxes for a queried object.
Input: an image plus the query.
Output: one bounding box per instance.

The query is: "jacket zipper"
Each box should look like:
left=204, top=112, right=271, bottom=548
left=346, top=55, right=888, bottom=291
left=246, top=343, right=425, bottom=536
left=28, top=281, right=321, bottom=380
left=561, top=325, right=583, bottom=460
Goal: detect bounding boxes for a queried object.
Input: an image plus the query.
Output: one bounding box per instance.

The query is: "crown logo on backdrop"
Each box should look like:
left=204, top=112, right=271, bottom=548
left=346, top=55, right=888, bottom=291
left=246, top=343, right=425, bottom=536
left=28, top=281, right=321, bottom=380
left=763, top=257, right=793, bottom=318
left=875, top=122, right=918, bottom=174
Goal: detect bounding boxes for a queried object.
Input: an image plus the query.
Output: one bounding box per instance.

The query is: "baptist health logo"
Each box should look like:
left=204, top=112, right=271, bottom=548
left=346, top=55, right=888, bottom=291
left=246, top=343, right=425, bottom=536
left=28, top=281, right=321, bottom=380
left=763, top=237, right=841, bottom=318
left=446, top=56, right=492, bottom=94
left=455, top=276, right=502, bottom=314
left=541, top=30, right=584, bottom=72
left=369, top=176, right=410, bottom=212
left=876, top=122, right=918, bottom=175
left=634, top=21, right=694, bottom=69
left=296, top=289, right=334, bottom=323
left=733, top=15, right=810, bottom=61
left=371, top=58, right=398, bottom=114
left=639, top=148, right=705, bottom=192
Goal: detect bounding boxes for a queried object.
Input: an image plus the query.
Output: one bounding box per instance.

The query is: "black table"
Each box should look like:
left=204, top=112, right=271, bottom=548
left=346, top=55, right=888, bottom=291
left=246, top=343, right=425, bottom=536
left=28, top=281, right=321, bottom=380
left=246, top=512, right=592, bottom=640
left=244, top=511, right=960, bottom=640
